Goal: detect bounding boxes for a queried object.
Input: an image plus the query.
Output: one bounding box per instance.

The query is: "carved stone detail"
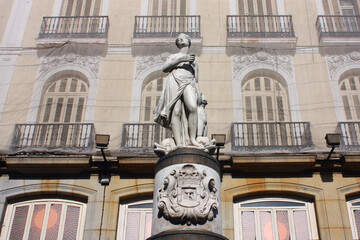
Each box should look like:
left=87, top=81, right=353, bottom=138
left=39, top=53, right=101, bottom=78
left=157, top=164, right=218, bottom=225
left=135, top=53, right=169, bottom=78
left=327, top=51, right=360, bottom=79
left=232, top=51, right=293, bottom=79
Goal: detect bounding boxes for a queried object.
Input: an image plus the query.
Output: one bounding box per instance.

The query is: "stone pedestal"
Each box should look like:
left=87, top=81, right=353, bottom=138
left=149, top=148, right=228, bottom=240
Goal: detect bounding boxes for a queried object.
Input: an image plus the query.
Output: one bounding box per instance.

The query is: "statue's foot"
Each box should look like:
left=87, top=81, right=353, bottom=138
left=191, top=140, right=204, bottom=148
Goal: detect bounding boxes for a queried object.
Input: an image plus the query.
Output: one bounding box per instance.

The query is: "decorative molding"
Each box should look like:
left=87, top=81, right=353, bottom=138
left=327, top=51, right=360, bottom=80
left=39, top=53, right=101, bottom=79
left=232, top=51, right=294, bottom=80
left=157, top=164, right=219, bottom=225
left=326, top=51, right=360, bottom=121
left=135, top=53, right=169, bottom=79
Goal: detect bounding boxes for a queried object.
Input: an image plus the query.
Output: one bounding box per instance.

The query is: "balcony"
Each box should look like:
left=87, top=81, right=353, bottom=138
left=121, top=123, right=172, bottom=152
left=11, top=123, right=95, bottom=151
left=226, top=15, right=296, bottom=49
left=316, top=15, right=360, bottom=45
left=338, top=122, right=360, bottom=150
left=36, top=16, right=109, bottom=51
left=132, top=15, right=202, bottom=55
left=231, top=122, right=312, bottom=151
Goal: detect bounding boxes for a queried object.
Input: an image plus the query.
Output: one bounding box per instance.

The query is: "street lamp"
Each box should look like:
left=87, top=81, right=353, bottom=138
left=95, top=134, right=111, bottom=186
left=211, top=134, right=226, bottom=160
left=325, top=133, right=341, bottom=160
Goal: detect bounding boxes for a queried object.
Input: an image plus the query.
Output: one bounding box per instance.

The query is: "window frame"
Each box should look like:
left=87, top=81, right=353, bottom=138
left=61, top=0, right=102, bottom=16
left=347, top=198, right=360, bottom=239
left=339, top=75, right=360, bottom=120
left=242, top=76, right=290, bottom=122
left=117, top=199, right=153, bottom=240
left=140, top=78, right=164, bottom=123
left=38, top=77, right=89, bottom=124
left=233, top=197, right=319, bottom=240
left=147, top=0, right=190, bottom=16
left=237, top=0, right=278, bottom=15
left=0, top=199, right=87, bottom=240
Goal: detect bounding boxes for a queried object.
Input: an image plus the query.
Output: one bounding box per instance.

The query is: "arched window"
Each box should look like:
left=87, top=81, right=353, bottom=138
left=137, top=77, right=170, bottom=147
left=340, top=75, right=360, bottom=120
left=117, top=200, right=153, bottom=240
left=35, top=76, right=90, bottom=148
left=140, top=78, right=163, bottom=123
left=242, top=76, right=290, bottom=122
left=0, top=199, right=87, bottom=240
left=233, top=197, right=318, bottom=240
left=347, top=198, right=360, bottom=239
left=39, top=77, right=89, bottom=124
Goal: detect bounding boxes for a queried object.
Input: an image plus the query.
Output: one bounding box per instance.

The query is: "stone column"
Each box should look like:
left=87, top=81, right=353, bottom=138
left=148, top=148, right=228, bottom=240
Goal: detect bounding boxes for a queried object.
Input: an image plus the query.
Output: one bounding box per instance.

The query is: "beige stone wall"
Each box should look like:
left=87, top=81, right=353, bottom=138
left=2, top=173, right=359, bottom=239
left=0, top=0, right=14, bottom=42
left=0, top=0, right=344, bottom=151
left=0, top=0, right=360, bottom=239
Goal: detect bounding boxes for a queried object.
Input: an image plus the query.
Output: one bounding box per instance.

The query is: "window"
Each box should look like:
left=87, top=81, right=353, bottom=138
left=347, top=198, right=360, bottom=239
left=39, top=77, right=89, bottom=124
left=340, top=76, right=360, bottom=120
left=35, top=77, right=89, bottom=147
left=141, top=78, right=163, bottom=123
left=0, top=199, right=86, bottom=240
left=237, top=0, right=277, bottom=15
left=138, top=78, right=169, bottom=146
left=61, top=0, right=102, bottom=16
left=117, top=200, right=153, bottom=240
left=340, top=0, right=357, bottom=15
left=234, top=197, right=319, bottom=240
left=148, top=0, right=189, bottom=16
left=242, top=77, right=290, bottom=122
left=322, top=0, right=359, bottom=15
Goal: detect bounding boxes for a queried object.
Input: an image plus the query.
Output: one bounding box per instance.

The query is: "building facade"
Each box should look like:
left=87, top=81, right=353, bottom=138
left=0, top=0, right=360, bottom=239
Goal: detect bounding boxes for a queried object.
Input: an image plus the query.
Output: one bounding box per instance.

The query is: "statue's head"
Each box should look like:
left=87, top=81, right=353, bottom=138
left=175, top=33, right=191, bottom=49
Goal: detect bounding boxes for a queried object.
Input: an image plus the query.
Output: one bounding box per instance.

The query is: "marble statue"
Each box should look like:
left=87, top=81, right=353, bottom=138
left=153, top=34, right=215, bottom=155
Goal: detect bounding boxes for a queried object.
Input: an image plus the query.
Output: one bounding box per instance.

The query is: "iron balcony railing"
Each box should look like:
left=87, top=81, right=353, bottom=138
left=121, top=123, right=172, bottom=151
left=134, top=15, right=201, bottom=38
left=227, top=15, right=295, bottom=38
left=338, top=122, right=360, bottom=150
left=316, top=15, right=360, bottom=38
left=38, top=16, right=109, bottom=39
left=231, top=122, right=312, bottom=151
left=11, top=123, right=95, bottom=150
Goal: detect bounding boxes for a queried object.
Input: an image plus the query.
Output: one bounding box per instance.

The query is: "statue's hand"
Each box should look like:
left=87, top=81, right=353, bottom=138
left=179, top=54, right=195, bottom=63
left=188, top=53, right=195, bottom=64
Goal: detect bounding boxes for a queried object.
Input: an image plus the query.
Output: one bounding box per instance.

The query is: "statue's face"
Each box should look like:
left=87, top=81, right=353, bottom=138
left=176, top=34, right=190, bottom=48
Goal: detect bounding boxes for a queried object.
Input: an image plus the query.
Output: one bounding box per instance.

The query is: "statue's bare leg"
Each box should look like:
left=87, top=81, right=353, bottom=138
left=171, top=100, right=183, bottom=146
left=183, top=86, right=202, bottom=147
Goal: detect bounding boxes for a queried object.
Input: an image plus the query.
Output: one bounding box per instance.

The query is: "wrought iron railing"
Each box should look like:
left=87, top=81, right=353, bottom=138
left=316, top=15, right=360, bottom=38
left=11, top=123, right=95, bottom=150
left=338, top=122, right=360, bottom=150
left=227, top=15, right=295, bottom=38
left=38, top=16, right=109, bottom=38
left=134, top=15, right=201, bottom=38
left=231, top=122, right=312, bottom=151
left=121, top=123, right=172, bottom=151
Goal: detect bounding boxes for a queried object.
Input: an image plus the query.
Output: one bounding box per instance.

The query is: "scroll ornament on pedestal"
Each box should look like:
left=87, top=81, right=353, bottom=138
left=157, top=164, right=219, bottom=225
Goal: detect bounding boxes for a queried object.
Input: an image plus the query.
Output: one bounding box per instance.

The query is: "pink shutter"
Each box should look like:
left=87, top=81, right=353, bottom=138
left=125, top=212, right=141, bottom=240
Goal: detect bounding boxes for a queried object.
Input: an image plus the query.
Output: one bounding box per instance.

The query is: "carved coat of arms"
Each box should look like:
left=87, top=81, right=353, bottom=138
left=157, top=164, right=218, bottom=225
